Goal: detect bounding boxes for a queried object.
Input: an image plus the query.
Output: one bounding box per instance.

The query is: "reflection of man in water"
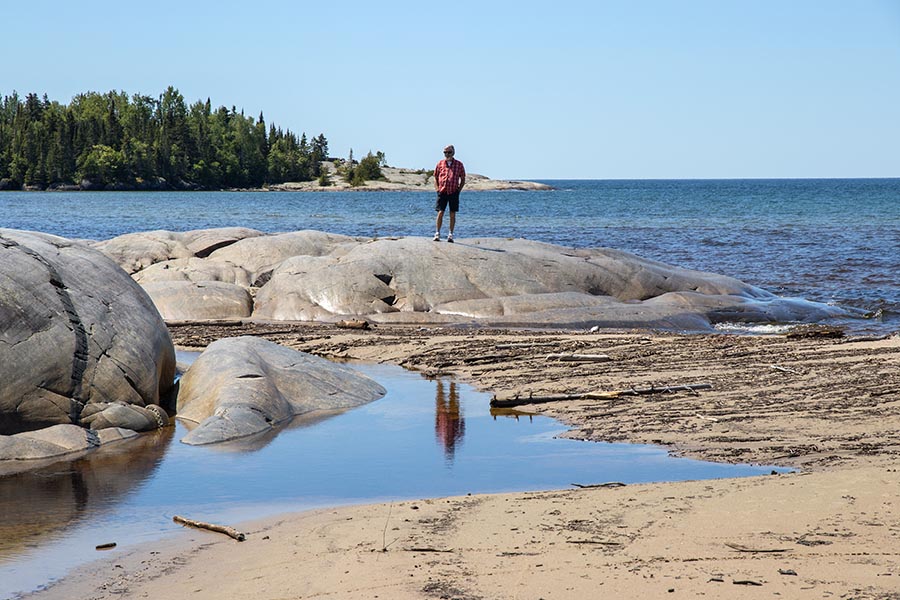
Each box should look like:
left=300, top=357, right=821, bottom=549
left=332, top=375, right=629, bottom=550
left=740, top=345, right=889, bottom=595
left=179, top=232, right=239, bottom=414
left=435, top=380, right=465, bottom=461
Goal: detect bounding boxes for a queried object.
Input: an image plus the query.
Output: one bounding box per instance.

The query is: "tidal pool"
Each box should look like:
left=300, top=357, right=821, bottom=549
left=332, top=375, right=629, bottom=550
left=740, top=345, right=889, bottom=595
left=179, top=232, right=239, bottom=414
left=1, top=361, right=785, bottom=598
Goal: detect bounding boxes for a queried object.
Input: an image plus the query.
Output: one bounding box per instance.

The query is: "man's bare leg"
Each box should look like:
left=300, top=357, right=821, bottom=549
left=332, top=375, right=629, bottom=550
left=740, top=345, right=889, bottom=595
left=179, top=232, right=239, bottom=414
left=435, top=210, right=445, bottom=239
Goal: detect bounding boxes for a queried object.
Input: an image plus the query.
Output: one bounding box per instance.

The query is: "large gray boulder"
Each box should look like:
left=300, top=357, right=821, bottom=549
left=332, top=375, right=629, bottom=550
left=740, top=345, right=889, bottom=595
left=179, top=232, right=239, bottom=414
left=0, top=229, right=176, bottom=435
left=92, top=229, right=195, bottom=274
left=141, top=281, right=253, bottom=321
left=133, top=257, right=254, bottom=287
left=0, top=425, right=138, bottom=465
left=176, top=336, right=385, bottom=445
left=206, top=230, right=360, bottom=280
left=94, top=227, right=263, bottom=274
left=181, top=227, right=265, bottom=257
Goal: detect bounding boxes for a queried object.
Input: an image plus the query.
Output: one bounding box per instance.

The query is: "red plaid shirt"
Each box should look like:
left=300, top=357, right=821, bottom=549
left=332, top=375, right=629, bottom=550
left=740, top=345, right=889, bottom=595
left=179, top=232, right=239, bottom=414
left=435, top=158, right=466, bottom=194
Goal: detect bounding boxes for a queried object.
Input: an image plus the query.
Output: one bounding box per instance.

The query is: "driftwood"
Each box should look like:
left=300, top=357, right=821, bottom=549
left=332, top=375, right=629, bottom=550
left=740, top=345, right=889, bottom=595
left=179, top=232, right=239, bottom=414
left=166, top=319, right=246, bottom=327
left=546, top=353, right=611, bottom=363
left=571, top=482, right=626, bottom=489
left=490, top=383, right=713, bottom=408
left=173, top=515, right=246, bottom=541
left=335, top=319, right=370, bottom=330
left=785, top=325, right=844, bottom=339
left=95, top=542, right=117, bottom=550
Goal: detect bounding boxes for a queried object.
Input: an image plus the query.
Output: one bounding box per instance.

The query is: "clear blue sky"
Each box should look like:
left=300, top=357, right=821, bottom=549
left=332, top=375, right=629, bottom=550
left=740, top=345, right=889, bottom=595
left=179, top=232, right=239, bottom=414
left=3, top=1, right=898, bottom=179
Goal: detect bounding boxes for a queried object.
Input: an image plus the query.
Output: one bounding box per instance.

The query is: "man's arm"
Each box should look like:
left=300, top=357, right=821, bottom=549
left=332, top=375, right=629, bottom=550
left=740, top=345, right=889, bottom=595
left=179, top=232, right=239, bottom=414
left=458, top=164, right=466, bottom=190
left=434, top=163, right=440, bottom=192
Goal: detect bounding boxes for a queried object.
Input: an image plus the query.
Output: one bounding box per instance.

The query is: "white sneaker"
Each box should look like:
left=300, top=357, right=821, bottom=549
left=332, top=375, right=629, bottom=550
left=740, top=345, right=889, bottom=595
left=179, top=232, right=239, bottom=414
left=447, top=233, right=454, bottom=243
left=433, top=232, right=440, bottom=241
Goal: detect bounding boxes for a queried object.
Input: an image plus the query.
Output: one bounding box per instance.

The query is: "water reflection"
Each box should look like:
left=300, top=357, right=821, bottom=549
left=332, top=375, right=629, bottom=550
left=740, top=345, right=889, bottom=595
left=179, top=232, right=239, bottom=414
left=0, top=426, right=173, bottom=560
left=490, top=407, right=535, bottom=422
left=434, top=380, right=465, bottom=462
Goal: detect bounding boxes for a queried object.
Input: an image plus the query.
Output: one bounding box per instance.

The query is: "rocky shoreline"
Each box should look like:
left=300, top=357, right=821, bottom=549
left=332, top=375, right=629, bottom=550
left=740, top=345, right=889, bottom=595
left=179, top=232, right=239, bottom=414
left=25, top=322, right=900, bottom=600
left=264, top=165, right=553, bottom=192
left=5, top=224, right=899, bottom=599
left=1, top=224, right=871, bottom=468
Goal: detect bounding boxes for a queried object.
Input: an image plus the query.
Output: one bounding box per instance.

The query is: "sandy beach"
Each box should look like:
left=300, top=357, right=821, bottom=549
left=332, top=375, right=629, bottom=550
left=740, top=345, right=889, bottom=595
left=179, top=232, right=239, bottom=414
left=29, top=323, right=900, bottom=599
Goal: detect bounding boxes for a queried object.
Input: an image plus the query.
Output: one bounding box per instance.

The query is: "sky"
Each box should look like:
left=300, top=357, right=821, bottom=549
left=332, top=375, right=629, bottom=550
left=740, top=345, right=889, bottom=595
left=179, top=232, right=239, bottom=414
left=2, top=1, right=899, bottom=180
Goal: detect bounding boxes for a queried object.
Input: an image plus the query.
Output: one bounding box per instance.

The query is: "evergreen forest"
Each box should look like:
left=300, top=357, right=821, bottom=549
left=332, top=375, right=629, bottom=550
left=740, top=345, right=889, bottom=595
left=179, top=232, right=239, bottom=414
left=0, top=87, right=330, bottom=191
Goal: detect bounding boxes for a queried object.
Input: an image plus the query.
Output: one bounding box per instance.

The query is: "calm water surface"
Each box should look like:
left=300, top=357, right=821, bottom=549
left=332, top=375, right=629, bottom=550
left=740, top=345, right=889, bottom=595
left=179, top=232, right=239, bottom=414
left=2, top=178, right=898, bottom=333
left=0, top=361, right=785, bottom=598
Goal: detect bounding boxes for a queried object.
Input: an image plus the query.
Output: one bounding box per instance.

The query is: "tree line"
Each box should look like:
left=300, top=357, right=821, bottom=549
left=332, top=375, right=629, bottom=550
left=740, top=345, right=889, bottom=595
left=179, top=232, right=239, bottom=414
left=0, top=86, right=331, bottom=190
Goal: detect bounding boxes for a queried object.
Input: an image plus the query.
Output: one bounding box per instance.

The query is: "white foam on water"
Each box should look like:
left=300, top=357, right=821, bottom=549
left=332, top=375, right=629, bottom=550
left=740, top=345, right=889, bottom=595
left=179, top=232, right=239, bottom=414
left=713, top=322, right=796, bottom=335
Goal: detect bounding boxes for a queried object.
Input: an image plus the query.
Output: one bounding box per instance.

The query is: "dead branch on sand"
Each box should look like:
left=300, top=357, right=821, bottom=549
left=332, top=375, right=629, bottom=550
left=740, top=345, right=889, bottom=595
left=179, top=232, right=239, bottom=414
left=173, top=515, right=246, bottom=541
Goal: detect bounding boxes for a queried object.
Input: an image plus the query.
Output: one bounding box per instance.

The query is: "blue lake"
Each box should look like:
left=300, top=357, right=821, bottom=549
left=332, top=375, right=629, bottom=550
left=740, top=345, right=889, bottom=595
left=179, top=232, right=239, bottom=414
left=2, top=178, right=898, bottom=334
left=0, top=361, right=785, bottom=598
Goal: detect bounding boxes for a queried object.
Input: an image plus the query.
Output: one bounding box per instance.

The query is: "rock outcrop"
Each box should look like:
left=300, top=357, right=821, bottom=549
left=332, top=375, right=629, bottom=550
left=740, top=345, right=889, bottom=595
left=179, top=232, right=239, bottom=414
left=112, top=229, right=855, bottom=331
left=141, top=281, right=254, bottom=321
left=93, top=227, right=263, bottom=274
left=265, top=164, right=553, bottom=192
left=0, top=229, right=176, bottom=436
left=176, top=336, right=386, bottom=445
left=0, top=425, right=138, bottom=465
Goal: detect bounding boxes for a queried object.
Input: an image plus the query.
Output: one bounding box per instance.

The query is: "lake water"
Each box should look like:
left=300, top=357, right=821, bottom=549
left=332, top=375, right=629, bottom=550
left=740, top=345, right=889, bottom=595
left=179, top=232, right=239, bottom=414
left=0, top=362, right=785, bottom=598
left=0, top=179, right=895, bottom=596
left=1, top=178, right=898, bottom=334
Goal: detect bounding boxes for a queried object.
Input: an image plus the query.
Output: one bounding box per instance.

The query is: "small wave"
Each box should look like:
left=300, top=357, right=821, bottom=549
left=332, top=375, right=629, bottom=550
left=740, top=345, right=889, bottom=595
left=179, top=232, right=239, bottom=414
left=713, top=323, right=796, bottom=335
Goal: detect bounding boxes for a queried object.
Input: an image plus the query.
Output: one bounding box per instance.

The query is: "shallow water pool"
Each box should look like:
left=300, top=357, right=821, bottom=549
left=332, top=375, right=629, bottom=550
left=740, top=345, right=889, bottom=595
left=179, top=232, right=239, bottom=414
left=1, top=361, right=785, bottom=598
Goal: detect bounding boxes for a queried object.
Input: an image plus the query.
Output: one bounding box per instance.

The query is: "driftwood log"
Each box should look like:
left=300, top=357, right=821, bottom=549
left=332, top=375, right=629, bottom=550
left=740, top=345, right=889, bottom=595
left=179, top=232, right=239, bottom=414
left=490, top=383, right=713, bottom=408
left=571, top=482, right=627, bottom=489
left=335, top=319, right=371, bottom=330
left=173, top=515, right=246, bottom=541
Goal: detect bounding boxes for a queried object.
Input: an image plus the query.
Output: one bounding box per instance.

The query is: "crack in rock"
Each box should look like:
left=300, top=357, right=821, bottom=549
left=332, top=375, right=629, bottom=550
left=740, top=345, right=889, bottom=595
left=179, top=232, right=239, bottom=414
left=1, top=234, right=91, bottom=424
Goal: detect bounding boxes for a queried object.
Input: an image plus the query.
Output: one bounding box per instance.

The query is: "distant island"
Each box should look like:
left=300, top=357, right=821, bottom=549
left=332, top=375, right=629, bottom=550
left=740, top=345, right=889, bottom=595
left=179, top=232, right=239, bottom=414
left=264, top=163, right=552, bottom=192
left=0, top=87, right=549, bottom=192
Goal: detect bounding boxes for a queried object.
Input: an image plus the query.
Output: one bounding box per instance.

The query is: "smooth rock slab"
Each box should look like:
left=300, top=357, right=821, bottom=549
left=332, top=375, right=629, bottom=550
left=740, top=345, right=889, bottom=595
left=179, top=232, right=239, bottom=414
left=119, top=229, right=863, bottom=330
left=207, top=230, right=360, bottom=280
left=0, top=229, right=176, bottom=435
left=176, top=336, right=386, bottom=445
left=141, top=281, right=253, bottom=321
left=252, top=236, right=851, bottom=329
left=0, top=424, right=138, bottom=463
left=133, top=257, right=253, bottom=287
left=80, top=402, right=169, bottom=432
left=94, top=227, right=263, bottom=274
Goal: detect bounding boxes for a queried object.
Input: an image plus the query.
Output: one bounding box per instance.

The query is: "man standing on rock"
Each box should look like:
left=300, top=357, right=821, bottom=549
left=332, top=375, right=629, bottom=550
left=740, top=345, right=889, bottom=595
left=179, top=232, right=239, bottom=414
left=434, top=145, right=465, bottom=243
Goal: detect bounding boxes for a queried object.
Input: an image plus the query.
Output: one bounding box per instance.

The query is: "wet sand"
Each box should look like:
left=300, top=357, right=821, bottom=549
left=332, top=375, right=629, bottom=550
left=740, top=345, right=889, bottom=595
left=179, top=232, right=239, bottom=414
left=28, top=323, right=900, bottom=599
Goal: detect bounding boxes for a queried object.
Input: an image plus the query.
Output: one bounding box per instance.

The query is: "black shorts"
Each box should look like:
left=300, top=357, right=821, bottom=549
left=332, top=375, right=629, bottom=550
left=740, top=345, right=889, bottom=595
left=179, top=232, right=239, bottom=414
left=435, top=192, right=460, bottom=213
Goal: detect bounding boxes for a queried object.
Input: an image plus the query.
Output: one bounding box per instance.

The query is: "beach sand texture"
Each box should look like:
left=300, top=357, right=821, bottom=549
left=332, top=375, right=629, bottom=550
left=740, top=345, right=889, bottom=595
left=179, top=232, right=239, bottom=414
left=28, top=324, right=900, bottom=599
